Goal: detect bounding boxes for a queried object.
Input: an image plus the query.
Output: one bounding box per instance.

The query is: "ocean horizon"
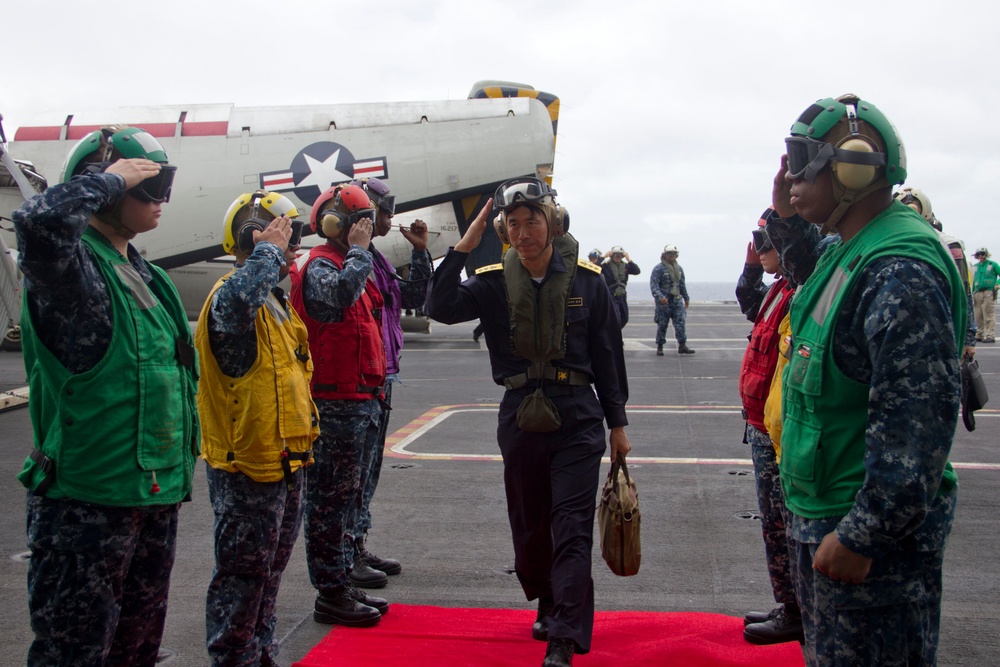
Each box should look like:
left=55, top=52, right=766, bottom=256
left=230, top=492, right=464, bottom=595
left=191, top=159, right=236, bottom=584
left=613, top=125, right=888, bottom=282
left=627, top=281, right=762, bottom=304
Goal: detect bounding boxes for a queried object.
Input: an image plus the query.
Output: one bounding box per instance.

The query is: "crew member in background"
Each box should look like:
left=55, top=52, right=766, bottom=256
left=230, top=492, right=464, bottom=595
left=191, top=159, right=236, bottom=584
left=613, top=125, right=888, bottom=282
left=425, top=178, right=631, bottom=667
left=895, top=187, right=977, bottom=358
left=650, top=244, right=695, bottom=355
left=770, top=94, right=965, bottom=666
left=735, top=209, right=801, bottom=646
left=600, top=245, right=640, bottom=327
left=972, top=247, right=999, bottom=343
left=289, top=183, right=389, bottom=628
left=14, top=126, right=198, bottom=666
left=198, top=191, right=320, bottom=666
left=588, top=248, right=602, bottom=265
left=347, top=177, right=433, bottom=588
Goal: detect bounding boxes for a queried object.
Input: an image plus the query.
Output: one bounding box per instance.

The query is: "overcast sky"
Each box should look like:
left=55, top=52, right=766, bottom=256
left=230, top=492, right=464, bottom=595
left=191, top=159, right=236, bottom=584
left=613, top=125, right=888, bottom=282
left=4, top=0, right=998, bottom=283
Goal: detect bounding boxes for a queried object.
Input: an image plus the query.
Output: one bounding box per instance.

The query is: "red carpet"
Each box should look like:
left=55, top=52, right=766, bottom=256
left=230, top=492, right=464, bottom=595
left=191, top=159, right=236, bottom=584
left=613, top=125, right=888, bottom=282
left=293, top=604, right=805, bottom=666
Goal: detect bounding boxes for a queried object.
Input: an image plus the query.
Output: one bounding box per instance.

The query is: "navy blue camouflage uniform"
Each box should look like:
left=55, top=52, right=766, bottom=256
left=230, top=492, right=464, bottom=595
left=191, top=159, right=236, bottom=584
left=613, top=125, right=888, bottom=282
left=768, top=215, right=961, bottom=666
left=425, top=246, right=629, bottom=654
left=355, top=246, right=432, bottom=551
left=15, top=173, right=182, bottom=667
left=737, top=265, right=795, bottom=610
left=650, top=260, right=690, bottom=346
left=203, top=242, right=305, bottom=667
left=299, top=245, right=383, bottom=595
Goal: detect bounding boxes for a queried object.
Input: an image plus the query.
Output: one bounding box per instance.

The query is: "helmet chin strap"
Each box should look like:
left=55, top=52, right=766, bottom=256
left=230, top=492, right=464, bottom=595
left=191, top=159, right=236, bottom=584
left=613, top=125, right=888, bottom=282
left=95, top=200, right=138, bottom=240
left=819, top=178, right=885, bottom=235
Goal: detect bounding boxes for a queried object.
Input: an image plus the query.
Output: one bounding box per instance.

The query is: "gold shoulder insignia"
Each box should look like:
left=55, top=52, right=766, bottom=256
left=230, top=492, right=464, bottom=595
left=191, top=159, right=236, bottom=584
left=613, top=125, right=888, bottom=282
left=578, top=259, right=602, bottom=274
left=475, top=263, right=504, bottom=275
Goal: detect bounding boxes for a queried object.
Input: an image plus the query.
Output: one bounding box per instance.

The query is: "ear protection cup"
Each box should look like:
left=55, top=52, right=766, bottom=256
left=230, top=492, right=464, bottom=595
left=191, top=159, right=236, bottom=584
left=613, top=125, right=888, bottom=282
left=235, top=217, right=267, bottom=255
left=832, top=137, right=879, bottom=190
left=554, top=206, right=569, bottom=236
left=494, top=212, right=509, bottom=245
left=320, top=211, right=347, bottom=239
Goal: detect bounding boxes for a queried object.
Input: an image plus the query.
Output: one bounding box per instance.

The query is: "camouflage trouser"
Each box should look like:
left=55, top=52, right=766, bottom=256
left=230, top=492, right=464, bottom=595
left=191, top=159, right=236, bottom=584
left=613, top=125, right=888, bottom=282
left=654, top=298, right=687, bottom=345
left=355, top=377, right=396, bottom=545
left=205, top=465, right=304, bottom=667
left=305, top=398, right=382, bottom=594
left=26, top=494, right=179, bottom=667
left=746, top=423, right=795, bottom=606
left=788, top=533, right=947, bottom=666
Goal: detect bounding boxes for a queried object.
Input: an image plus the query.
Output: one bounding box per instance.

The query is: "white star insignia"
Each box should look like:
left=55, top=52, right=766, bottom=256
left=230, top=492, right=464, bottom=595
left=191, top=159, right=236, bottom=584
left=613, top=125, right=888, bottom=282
left=297, top=149, right=352, bottom=189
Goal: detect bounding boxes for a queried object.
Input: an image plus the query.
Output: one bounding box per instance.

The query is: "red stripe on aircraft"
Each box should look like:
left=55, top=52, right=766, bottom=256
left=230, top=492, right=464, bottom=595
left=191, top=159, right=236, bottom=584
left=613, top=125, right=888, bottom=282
left=15, top=121, right=228, bottom=141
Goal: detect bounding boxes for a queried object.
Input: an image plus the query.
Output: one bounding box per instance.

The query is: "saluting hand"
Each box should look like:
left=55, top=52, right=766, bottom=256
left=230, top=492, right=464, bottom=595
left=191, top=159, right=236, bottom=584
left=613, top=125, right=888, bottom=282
left=348, top=217, right=374, bottom=248
left=254, top=215, right=293, bottom=252
left=105, top=158, right=162, bottom=190
left=772, top=154, right=795, bottom=219
left=454, top=198, right=493, bottom=254
left=745, top=240, right=761, bottom=266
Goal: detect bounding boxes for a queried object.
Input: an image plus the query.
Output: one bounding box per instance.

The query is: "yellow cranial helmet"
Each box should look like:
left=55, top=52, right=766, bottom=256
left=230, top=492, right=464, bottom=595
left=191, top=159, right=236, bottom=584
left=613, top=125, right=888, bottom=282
left=223, top=190, right=299, bottom=255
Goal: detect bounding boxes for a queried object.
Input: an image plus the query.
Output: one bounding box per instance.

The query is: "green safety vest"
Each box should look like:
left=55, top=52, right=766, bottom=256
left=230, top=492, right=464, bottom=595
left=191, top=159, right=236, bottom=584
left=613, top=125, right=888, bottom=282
left=780, top=203, right=965, bottom=519
left=18, top=227, right=199, bottom=506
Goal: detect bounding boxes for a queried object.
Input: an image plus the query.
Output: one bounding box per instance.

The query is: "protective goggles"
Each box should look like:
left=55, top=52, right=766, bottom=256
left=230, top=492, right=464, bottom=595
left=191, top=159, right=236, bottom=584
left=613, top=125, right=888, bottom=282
left=752, top=229, right=773, bottom=254
left=128, top=164, right=177, bottom=203
left=289, top=220, right=304, bottom=246
left=494, top=177, right=556, bottom=210
left=359, top=178, right=395, bottom=215
left=346, top=209, right=378, bottom=227
left=785, top=136, right=886, bottom=184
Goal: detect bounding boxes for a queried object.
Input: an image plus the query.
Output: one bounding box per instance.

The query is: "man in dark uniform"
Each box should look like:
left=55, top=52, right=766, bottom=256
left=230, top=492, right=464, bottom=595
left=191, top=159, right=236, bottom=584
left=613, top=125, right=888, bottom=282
left=425, top=178, right=631, bottom=667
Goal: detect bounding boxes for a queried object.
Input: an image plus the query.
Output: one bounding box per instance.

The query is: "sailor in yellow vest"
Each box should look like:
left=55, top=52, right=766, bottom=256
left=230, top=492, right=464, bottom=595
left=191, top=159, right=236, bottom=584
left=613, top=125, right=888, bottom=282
left=197, top=191, right=320, bottom=666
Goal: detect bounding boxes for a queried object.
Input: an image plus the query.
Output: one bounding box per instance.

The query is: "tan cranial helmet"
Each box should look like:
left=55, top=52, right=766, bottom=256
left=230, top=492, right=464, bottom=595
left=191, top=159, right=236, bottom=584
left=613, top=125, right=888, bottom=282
left=893, top=187, right=933, bottom=223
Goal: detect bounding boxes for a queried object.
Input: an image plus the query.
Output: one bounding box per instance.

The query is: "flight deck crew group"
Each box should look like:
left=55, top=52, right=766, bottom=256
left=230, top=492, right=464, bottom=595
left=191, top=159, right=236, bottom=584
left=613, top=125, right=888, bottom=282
left=12, top=90, right=972, bottom=667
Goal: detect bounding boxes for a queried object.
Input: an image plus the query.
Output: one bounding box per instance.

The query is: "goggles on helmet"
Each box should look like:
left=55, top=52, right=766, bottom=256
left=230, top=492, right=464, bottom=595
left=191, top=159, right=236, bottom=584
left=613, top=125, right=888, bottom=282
left=752, top=229, right=773, bottom=254
left=128, top=164, right=177, bottom=203
left=289, top=220, right=304, bottom=246
left=346, top=208, right=378, bottom=228
left=357, top=178, right=395, bottom=215
left=785, top=135, right=887, bottom=184
left=494, top=177, right=556, bottom=210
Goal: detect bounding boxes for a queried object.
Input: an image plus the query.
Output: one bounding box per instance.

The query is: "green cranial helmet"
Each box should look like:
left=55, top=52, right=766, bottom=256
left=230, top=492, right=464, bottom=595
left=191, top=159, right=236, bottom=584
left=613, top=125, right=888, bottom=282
left=788, top=94, right=907, bottom=187
left=61, top=126, right=170, bottom=183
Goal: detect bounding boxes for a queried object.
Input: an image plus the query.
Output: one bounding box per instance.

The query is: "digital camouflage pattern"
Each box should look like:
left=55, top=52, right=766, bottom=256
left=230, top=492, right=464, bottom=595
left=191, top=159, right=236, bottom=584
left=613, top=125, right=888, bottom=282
left=207, top=242, right=289, bottom=378
left=650, top=260, right=690, bottom=345
left=305, top=398, right=382, bottom=594
left=746, top=423, right=794, bottom=606
left=786, top=255, right=960, bottom=666
left=26, top=495, right=179, bottom=667
left=205, top=466, right=303, bottom=667
left=14, top=172, right=142, bottom=374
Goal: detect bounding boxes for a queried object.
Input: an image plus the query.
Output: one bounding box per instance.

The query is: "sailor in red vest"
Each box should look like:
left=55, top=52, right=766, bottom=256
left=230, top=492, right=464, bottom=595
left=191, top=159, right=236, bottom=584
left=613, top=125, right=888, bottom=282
left=289, top=184, right=389, bottom=627
left=735, top=208, right=801, bottom=645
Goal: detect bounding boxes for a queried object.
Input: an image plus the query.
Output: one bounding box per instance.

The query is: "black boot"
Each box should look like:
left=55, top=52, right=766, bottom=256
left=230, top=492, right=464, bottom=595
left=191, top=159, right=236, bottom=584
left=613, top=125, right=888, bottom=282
left=678, top=343, right=696, bottom=354
left=656, top=344, right=664, bottom=356
left=532, top=596, right=553, bottom=641
left=743, top=604, right=803, bottom=645
left=346, top=584, right=390, bottom=615
left=348, top=557, right=388, bottom=589
left=542, top=638, right=575, bottom=666
left=314, top=589, right=381, bottom=627
left=357, top=539, right=402, bottom=576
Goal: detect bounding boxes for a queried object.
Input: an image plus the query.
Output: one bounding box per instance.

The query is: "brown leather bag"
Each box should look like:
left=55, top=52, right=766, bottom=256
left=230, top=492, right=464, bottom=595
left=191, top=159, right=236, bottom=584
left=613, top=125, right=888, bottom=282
left=598, top=454, right=641, bottom=576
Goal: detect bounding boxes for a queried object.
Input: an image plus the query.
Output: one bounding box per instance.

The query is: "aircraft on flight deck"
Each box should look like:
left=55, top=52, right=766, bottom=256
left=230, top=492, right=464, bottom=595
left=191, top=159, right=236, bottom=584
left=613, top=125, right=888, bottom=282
left=0, top=81, right=560, bottom=349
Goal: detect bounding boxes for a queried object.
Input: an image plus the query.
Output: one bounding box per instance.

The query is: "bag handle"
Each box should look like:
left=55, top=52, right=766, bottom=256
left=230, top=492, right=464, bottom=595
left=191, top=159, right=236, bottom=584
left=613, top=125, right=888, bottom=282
left=609, top=452, right=631, bottom=488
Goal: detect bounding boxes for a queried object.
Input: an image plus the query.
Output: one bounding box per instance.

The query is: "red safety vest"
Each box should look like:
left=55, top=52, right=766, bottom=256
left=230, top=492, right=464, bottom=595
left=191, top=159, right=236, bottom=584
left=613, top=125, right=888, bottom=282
left=289, top=243, right=386, bottom=401
left=739, top=277, right=794, bottom=431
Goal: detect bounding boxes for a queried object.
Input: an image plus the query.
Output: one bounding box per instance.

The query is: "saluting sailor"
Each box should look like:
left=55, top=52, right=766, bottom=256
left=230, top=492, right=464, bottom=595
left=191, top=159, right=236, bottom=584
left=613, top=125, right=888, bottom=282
left=425, top=178, right=631, bottom=667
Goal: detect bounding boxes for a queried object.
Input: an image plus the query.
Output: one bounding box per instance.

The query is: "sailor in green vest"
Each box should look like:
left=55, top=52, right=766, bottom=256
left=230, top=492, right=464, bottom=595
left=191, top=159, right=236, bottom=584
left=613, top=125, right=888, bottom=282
left=13, top=126, right=199, bottom=666
left=768, top=95, right=966, bottom=666
left=425, top=178, right=631, bottom=667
